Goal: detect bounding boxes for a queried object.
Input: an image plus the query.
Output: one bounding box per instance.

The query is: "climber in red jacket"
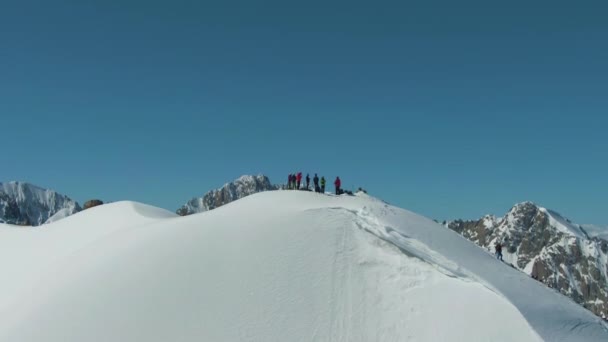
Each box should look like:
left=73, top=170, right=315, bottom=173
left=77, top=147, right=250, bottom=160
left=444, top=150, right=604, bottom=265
left=334, top=176, right=341, bottom=195
left=296, top=172, right=302, bottom=190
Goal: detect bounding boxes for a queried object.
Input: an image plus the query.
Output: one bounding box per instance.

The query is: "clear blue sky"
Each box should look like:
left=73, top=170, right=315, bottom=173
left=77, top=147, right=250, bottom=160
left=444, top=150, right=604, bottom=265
left=1, top=1, right=606, bottom=224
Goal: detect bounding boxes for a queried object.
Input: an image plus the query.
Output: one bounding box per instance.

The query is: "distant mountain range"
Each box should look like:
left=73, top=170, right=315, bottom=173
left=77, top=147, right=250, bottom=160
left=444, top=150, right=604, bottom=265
left=1, top=176, right=607, bottom=320
left=0, top=181, right=81, bottom=225
left=446, top=202, right=608, bottom=319
left=176, top=175, right=277, bottom=216
left=0, top=175, right=278, bottom=225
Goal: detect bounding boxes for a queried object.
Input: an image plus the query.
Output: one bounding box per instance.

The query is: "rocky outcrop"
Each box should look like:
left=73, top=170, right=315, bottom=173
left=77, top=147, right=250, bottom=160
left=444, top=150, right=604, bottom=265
left=83, top=200, right=104, bottom=210
left=446, top=202, right=608, bottom=319
left=0, top=192, right=26, bottom=225
left=0, top=182, right=81, bottom=226
left=177, top=175, right=278, bottom=216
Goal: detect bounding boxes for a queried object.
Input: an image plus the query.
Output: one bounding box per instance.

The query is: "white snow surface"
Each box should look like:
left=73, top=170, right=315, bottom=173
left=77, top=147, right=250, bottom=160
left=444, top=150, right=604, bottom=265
left=44, top=206, right=78, bottom=224
left=582, top=224, right=608, bottom=240
left=0, top=192, right=606, bottom=342
left=539, top=207, right=587, bottom=238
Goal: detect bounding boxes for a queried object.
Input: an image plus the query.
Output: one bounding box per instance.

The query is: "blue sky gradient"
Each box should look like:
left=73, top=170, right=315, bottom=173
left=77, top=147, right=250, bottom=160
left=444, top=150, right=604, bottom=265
left=1, top=1, right=607, bottom=223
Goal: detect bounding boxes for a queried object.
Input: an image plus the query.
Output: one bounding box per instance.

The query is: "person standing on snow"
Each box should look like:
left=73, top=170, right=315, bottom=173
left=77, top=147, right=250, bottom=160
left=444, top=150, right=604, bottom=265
left=334, top=176, right=341, bottom=195
left=287, top=174, right=292, bottom=189
left=313, top=174, right=320, bottom=192
left=495, top=242, right=503, bottom=261
left=305, top=173, right=310, bottom=190
left=320, top=176, right=326, bottom=193
left=296, top=172, right=302, bottom=190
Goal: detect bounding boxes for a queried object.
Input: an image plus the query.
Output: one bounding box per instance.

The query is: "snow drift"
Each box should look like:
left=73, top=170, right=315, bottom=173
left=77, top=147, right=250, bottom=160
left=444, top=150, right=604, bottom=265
left=0, top=191, right=606, bottom=341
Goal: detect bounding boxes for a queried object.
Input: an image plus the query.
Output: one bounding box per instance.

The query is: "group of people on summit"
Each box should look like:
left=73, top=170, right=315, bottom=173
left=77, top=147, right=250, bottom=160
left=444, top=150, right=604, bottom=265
left=287, top=172, right=342, bottom=195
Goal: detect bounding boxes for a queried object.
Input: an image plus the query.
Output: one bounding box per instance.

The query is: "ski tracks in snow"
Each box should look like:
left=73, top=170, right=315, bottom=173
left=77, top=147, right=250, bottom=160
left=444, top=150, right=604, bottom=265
left=304, top=202, right=550, bottom=341
left=324, top=211, right=358, bottom=342
left=307, top=206, right=458, bottom=341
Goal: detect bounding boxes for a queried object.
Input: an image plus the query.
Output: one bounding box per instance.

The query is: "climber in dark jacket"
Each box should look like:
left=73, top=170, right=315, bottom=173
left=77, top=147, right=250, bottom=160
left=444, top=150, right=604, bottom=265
left=495, top=242, right=503, bottom=261
left=313, top=174, right=319, bottom=192
left=305, top=174, right=310, bottom=190
left=287, top=174, right=292, bottom=189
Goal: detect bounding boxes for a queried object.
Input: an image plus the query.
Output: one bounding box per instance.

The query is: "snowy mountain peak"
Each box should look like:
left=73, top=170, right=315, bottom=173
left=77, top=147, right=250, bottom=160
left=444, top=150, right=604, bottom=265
left=234, top=174, right=266, bottom=184
left=501, top=202, right=587, bottom=238
left=541, top=207, right=589, bottom=238
left=176, top=174, right=278, bottom=215
left=511, top=200, right=537, bottom=208
left=0, top=181, right=81, bottom=226
left=448, top=202, right=608, bottom=319
left=504, top=201, right=543, bottom=228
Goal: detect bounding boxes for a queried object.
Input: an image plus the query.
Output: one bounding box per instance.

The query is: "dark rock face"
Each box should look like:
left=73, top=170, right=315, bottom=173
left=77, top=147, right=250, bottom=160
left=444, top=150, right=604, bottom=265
left=0, top=192, right=27, bottom=225
left=0, top=182, right=81, bottom=226
left=447, top=202, right=608, bottom=319
left=175, top=206, right=189, bottom=217
left=83, top=200, right=104, bottom=210
left=177, top=175, right=278, bottom=216
left=446, top=217, right=494, bottom=246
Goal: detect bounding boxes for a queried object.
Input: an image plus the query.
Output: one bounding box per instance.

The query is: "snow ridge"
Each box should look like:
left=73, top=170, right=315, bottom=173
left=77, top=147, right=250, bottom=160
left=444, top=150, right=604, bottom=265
left=582, top=225, right=608, bottom=240
left=1, top=191, right=607, bottom=341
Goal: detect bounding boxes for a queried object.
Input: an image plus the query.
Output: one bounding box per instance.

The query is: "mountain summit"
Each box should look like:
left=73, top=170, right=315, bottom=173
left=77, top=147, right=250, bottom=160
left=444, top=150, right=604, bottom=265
left=0, top=181, right=81, bottom=226
left=176, top=174, right=277, bottom=215
left=447, top=202, right=608, bottom=319
left=1, top=192, right=606, bottom=341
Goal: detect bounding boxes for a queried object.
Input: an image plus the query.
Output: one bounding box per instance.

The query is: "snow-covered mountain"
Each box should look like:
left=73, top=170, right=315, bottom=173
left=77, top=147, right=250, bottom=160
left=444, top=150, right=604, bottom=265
left=582, top=224, right=608, bottom=240
left=176, top=174, right=278, bottom=215
left=0, top=182, right=81, bottom=226
left=446, top=202, right=608, bottom=319
left=0, top=192, right=606, bottom=341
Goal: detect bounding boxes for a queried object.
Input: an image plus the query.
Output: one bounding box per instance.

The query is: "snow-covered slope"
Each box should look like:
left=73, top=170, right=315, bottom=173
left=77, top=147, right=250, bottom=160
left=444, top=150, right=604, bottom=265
left=0, top=192, right=606, bottom=341
left=447, top=202, right=608, bottom=319
left=0, top=201, right=176, bottom=317
left=582, top=224, right=608, bottom=240
left=0, top=182, right=81, bottom=225
left=176, top=174, right=278, bottom=215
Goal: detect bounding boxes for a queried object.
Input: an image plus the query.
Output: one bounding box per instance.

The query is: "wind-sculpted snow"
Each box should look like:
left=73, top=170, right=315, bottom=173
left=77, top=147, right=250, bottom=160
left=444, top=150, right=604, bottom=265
left=0, top=192, right=605, bottom=341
